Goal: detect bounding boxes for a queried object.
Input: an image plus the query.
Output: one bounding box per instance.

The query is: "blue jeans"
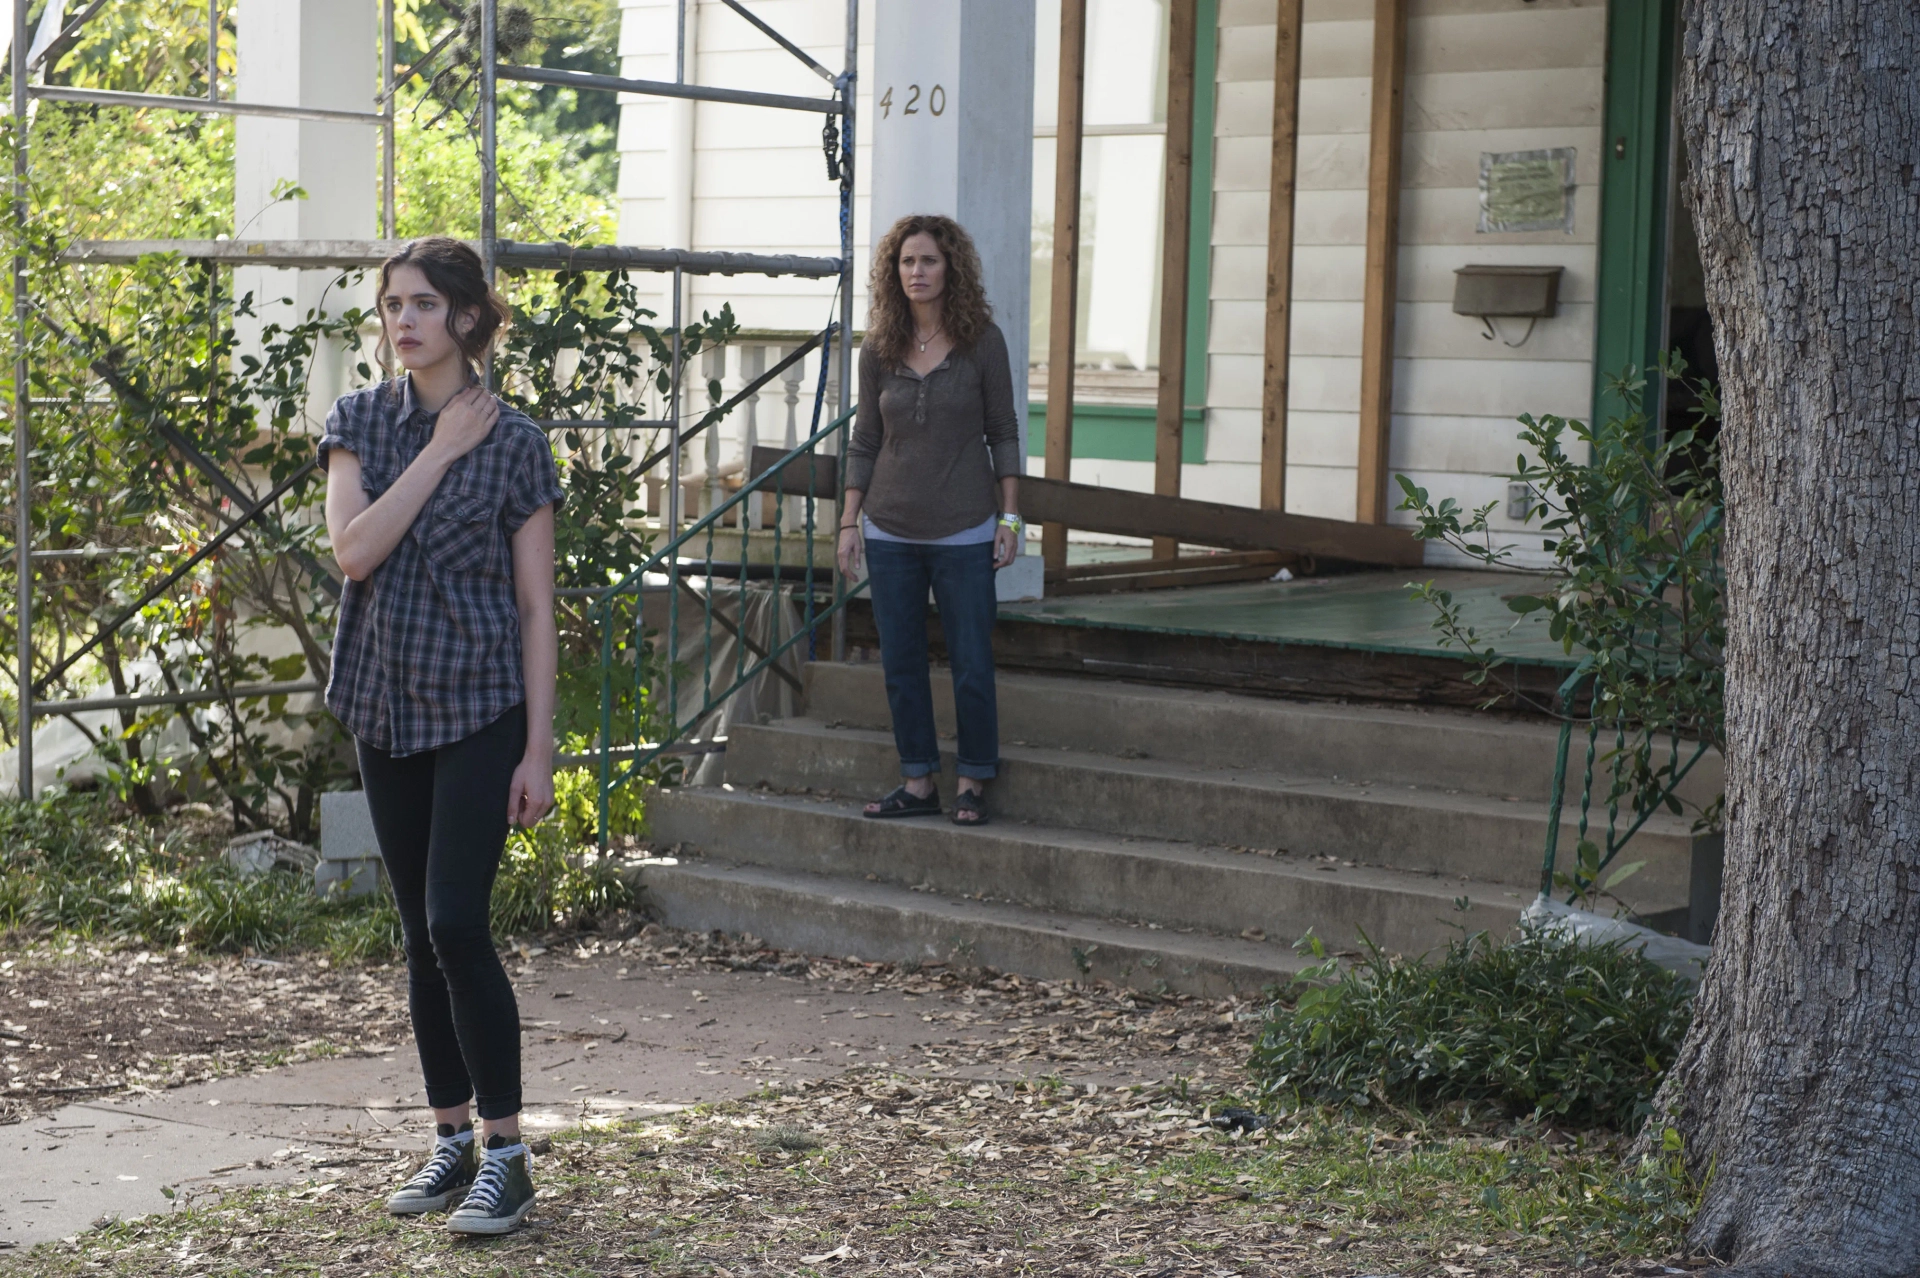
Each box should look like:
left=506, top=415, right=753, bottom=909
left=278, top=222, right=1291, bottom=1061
left=864, top=537, right=999, bottom=781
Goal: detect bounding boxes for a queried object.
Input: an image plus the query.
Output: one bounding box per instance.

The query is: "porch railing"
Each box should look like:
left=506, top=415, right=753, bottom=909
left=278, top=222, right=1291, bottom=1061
left=588, top=337, right=862, bottom=848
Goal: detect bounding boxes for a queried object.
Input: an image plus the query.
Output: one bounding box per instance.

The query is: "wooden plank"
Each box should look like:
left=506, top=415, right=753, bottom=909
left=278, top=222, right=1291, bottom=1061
left=1052, top=549, right=1289, bottom=582
left=1260, top=0, right=1304, bottom=513
left=1052, top=560, right=1294, bottom=596
left=1022, top=476, right=1425, bottom=566
left=842, top=599, right=1576, bottom=717
left=1153, top=0, right=1201, bottom=561
left=748, top=445, right=839, bottom=499
left=1042, top=0, right=1089, bottom=576
left=1355, top=0, right=1408, bottom=525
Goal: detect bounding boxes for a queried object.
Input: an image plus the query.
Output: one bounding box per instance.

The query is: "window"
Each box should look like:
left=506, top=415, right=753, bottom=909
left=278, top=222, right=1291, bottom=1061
left=1030, top=0, right=1171, bottom=384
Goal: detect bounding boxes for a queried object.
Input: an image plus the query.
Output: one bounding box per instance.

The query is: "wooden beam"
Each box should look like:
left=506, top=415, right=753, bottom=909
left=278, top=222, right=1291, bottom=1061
left=747, top=445, right=839, bottom=499
left=1051, top=560, right=1294, bottom=596
left=1152, top=0, right=1201, bottom=561
left=1022, top=476, right=1425, bottom=566
left=1260, top=0, right=1304, bottom=513
left=1042, top=0, right=1089, bottom=576
left=1355, top=0, right=1408, bottom=524
left=1051, top=549, right=1289, bottom=582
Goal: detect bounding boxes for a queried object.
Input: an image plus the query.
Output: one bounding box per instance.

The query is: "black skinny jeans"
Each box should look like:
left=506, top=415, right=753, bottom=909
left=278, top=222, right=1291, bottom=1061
left=357, top=703, right=525, bottom=1120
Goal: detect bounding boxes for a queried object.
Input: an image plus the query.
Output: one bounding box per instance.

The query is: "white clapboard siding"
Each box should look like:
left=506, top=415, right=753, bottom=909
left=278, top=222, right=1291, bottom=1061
left=1285, top=465, right=1360, bottom=522
left=1204, top=0, right=1603, bottom=556
left=1284, top=411, right=1365, bottom=468
left=615, top=0, right=1604, bottom=562
left=617, top=0, right=873, bottom=334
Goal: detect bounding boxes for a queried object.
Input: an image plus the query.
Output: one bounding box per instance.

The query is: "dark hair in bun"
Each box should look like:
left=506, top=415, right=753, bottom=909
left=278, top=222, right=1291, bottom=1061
left=376, top=237, right=510, bottom=374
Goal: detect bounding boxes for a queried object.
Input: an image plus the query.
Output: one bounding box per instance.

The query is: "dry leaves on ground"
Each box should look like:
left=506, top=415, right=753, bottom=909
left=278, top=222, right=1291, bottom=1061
left=31, top=1067, right=1704, bottom=1277
left=0, top=943, right=409, bottom=1125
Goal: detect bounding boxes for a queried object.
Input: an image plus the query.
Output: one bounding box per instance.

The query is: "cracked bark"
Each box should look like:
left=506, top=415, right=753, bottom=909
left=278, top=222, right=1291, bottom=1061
left=1660, top=3, right=1920, bottom=1273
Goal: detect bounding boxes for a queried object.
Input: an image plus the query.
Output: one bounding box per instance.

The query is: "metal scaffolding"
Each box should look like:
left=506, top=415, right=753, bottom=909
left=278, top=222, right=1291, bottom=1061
left=8, top=0, right=861, bottom=798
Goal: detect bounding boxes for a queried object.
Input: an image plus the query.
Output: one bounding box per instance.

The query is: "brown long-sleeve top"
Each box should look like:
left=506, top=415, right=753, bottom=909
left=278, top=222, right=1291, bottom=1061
left=844, top=323, right=1022, bottom=541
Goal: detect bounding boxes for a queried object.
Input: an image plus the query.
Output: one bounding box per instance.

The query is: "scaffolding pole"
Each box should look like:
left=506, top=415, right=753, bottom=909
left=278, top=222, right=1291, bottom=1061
left=206, top=0, right=219, bottom=103
left=14, top=0, right=31, bottom=797
left=14, top=0, right=862, bottom=800
left=831, top=0, right=857, bottom=664
left=27, top=83, right=386, bottom=125
left=64, top=239, right=842, bottom=277
left=382, top=0, right=396, bottom=239
left=480, top=0, right=498, bottom=288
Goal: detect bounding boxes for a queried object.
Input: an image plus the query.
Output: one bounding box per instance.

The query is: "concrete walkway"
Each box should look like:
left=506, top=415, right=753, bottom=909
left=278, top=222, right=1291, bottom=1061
left=2, top=952, right=970, bottom=1250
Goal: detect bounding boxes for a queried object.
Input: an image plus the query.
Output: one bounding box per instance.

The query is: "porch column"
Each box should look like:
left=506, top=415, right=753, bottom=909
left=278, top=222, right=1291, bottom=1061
left=233, top=0, right=378, bottom=404
left=1260, top=0, right=1304, bottom=513
left=1150, top=0, right=1199, bottom=561
left=1355, top=0, right=1408, bottom=524
left=870, top=0, right=1040, bottom=601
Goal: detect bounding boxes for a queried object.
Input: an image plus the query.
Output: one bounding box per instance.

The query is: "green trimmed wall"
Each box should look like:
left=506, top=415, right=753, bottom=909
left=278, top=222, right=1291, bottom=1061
left=1592, top=0, right=1678, bottom=427
left=1028, top=403, right=1207, bottom=464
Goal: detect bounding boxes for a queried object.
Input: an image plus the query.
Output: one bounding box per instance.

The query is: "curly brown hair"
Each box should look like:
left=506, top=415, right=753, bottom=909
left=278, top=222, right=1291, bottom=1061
left=864, top=214, right=993, bottom=368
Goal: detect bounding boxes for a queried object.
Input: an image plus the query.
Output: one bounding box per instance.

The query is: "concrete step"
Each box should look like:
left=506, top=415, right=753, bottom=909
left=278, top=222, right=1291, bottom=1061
left=802, top=661, right=1725, bottom=810
left=717, top=719, right=1695, bottom=915
left=626, top=855, right=1304, bottom=998
left=650, top=786, right=1534, bottom=957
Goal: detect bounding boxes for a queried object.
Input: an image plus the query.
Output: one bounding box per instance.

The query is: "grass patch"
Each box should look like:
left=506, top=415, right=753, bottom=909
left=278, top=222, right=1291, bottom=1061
left=1251, top=927, right=1695, bottom=1131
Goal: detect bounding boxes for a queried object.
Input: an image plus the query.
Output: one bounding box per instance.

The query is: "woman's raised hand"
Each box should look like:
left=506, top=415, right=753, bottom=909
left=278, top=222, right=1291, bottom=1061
left=427, top=386, right=500, bottom=465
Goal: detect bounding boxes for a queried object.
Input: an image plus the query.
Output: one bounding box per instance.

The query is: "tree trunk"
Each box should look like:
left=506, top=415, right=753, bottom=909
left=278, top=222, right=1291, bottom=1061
left=1662, top=3, right=1920, bottom=1272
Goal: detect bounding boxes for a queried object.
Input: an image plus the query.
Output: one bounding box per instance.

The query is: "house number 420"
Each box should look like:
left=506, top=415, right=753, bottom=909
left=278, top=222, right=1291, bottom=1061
left=879, top=83, right=946, bottom=118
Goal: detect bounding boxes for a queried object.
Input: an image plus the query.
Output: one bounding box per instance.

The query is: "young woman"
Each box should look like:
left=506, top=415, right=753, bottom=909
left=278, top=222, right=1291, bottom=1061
left=320, top=237, right=560, bottom=1235
left=837, top=214, right=1021, bottom=826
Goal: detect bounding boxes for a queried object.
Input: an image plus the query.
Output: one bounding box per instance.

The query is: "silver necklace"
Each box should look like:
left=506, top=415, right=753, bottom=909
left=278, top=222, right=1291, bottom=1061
left=914, top=323, right=944, bottom=353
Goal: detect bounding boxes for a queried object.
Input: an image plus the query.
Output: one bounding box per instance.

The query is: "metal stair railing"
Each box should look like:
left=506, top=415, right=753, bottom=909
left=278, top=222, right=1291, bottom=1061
left=589, top=344, right=862, bottom=848
left=1538, top=504, right=1723, bottom=905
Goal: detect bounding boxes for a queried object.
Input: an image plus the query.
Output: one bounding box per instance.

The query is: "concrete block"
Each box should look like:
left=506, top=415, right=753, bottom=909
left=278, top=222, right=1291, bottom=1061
left=316, top=791, right=382, bottom=898
left=319, top=790, right=379, bottom=861
left=314, top=857, right=382, bottom=899
left=224, top=831, right=318, bottom=878
left=995, top=554, right=1043, bottom=603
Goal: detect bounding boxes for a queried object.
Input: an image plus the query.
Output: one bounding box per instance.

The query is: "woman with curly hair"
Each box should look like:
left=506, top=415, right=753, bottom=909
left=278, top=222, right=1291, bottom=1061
left=837, top=214, right=1022, bottom=826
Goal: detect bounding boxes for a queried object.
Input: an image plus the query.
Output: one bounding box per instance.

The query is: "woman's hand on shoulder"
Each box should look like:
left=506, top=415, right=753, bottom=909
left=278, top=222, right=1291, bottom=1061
left=426, top=387, right=500, bottom=466
left=507, top=750, right=555, bottom=828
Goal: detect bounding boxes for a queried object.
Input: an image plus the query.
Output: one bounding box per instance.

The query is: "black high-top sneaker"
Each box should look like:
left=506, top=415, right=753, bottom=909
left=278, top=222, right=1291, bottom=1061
left=386, top=1122, right=477, bottom=1214
left=445, top=1134, right=536, bottom=1235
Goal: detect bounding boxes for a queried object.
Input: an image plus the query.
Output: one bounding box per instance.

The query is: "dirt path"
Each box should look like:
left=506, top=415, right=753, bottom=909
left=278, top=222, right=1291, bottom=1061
left=3, top=925, right=1253, bottom=1252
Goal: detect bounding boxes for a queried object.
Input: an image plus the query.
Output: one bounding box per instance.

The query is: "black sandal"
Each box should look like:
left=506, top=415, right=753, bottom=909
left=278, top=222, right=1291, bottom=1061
left=863, top=785, right=941, bottom=819
left=950, top=789, right=988, bottom=827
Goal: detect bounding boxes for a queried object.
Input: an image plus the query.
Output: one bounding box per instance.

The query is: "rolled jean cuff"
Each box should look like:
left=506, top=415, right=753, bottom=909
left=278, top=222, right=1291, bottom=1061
left=475, top=1090, right=523, bottom=1122
left=898, top=758, right=940, bottom=779
left=956, top=758, right=998, bottom=781
left=425, top=1083, right=474, bottom=1111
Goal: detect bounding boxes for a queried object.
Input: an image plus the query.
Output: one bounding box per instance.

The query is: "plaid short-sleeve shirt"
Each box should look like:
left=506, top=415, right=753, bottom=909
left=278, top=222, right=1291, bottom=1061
left=318, top=376, right=564, bottom=756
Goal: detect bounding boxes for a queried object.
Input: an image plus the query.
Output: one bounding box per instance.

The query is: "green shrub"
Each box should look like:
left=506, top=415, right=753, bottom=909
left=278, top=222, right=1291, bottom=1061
left=491, top=816, right=633, bottom=938
left=317, top=891, right=405, bottom=965
left=1249, top=928, right=1694, bottom=1131
left=0, top=787, right=635, bottom=957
